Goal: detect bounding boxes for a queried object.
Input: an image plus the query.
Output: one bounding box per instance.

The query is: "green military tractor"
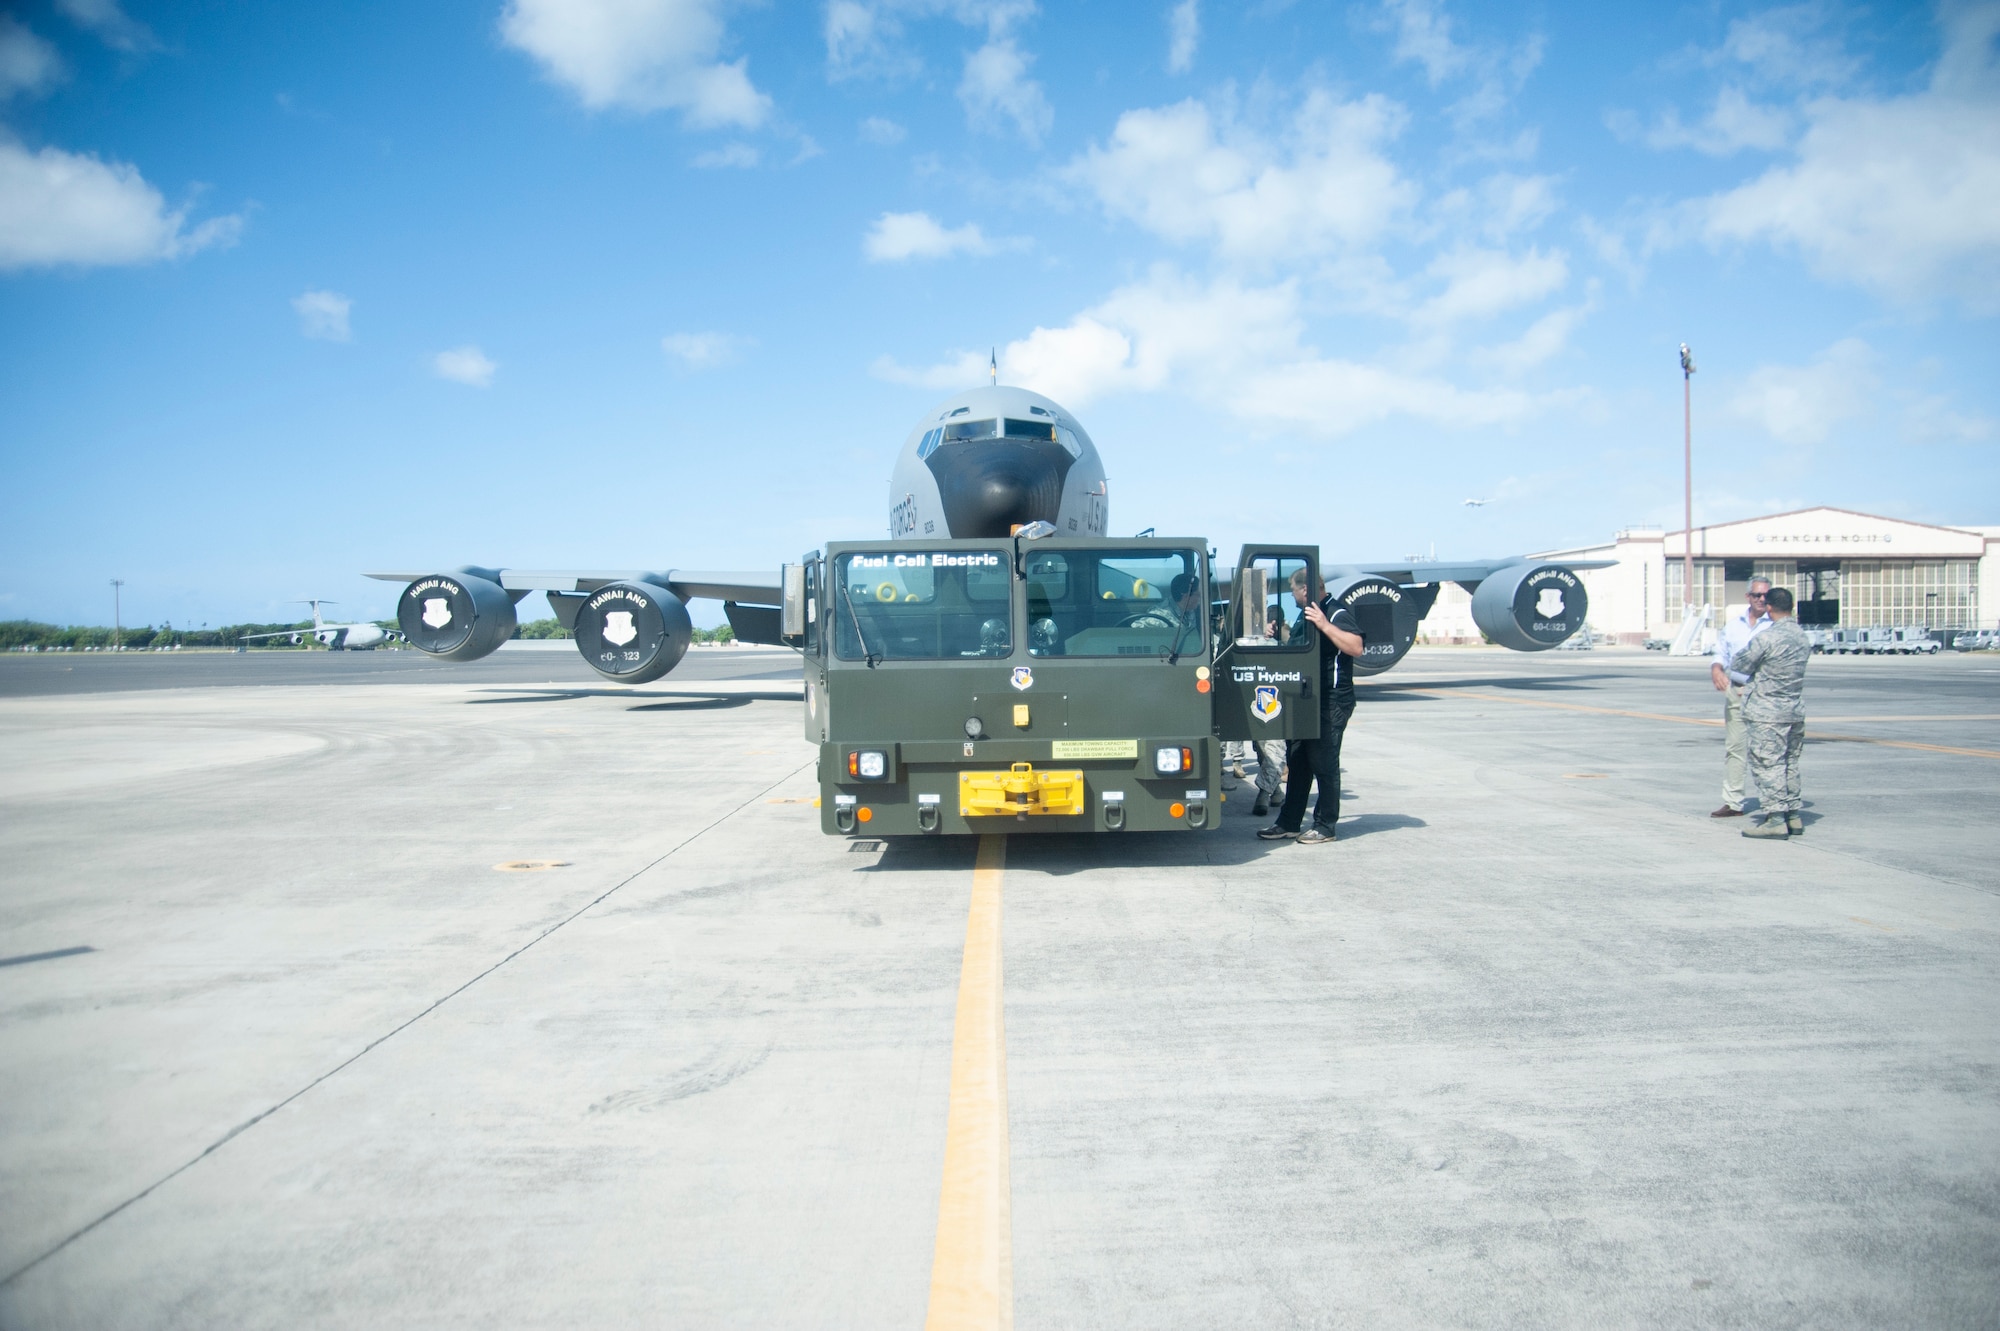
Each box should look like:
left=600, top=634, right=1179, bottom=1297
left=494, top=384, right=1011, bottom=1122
left=784, top=536, right=1343, bottom=838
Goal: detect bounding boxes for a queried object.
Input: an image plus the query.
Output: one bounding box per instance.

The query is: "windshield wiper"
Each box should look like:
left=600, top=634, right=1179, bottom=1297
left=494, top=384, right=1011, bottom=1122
left=840, top=581, right=881, bottom=668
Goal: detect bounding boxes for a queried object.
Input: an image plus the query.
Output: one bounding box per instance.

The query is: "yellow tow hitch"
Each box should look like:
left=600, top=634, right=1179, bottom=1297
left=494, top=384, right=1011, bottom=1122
left=958, top=762, right=1086, bottom=817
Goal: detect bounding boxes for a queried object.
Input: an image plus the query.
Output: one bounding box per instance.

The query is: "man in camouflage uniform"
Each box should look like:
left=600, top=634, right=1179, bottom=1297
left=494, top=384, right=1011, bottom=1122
left=1730, top=586, right=1811, bottom=839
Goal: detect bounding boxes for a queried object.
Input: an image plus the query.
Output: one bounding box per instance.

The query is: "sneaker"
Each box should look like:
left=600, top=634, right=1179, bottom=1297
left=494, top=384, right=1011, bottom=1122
left=1741, top=817, right=1790, bottom=839
left=1251, top=799, right=1269, bottom=817
left=1786, top=813, right=1804, bottom=836
left=1710, top=806, right=1745, bottom=818
left=1297, top=827, right=1336, bottom=845
left=1257, top=824, right=1299, bottom=840
left=1230, top=764, right=1248, bottom=781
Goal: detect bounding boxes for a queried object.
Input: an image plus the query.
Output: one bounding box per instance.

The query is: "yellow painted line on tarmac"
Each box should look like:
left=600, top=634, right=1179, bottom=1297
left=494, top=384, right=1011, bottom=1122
left=1405, top=690, right=2000, bottom=761
left=926, top=834, right=1012, bottom=1331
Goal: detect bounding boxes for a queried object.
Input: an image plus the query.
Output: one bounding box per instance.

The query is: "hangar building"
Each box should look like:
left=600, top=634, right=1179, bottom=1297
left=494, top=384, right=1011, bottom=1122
left=1418, top=507, right=2000, bottom=644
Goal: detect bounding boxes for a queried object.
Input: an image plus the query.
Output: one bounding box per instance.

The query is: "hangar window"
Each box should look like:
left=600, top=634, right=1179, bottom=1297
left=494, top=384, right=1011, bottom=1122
left=835, top=549, right=1013, bottom=660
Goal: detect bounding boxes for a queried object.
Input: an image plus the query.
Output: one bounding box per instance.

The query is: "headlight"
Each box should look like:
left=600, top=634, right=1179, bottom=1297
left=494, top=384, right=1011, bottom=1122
left=858, top=750, right=886, bottom=779
left=1154, top=745, right=1191, bottom=774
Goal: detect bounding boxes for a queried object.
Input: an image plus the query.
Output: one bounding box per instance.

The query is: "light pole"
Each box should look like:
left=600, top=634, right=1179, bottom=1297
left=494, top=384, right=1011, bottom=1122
left=1680, top=343, right=1696, bottom=619
left=111, top=579, right=124, bottom=650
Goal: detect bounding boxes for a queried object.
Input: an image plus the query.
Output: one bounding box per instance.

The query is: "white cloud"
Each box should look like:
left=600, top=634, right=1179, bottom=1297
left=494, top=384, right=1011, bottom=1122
left=959, top=38, right=1051, bottom=144
left=1165, top=0, right=1198, bottom=74
left=1379, top=0, right=1471, bottom=86
left=54, top=0, right=153, bottom=53
left=661, top=330, right=750, bottom=367
left=1471, top=294, right=1592, bottom=375
left=433, top=346, right=496, bottom=388
left=1671, top=6, right=2000, bottom=309
left=1434, top=173, right=1562, bottom=247
left=1370, top=0, right=1541, bottom=129
left=827, top=0, right=1041, bottom=79
left=1068, top=92, right=1416, bottom=265
left=859, top=115, right=906, bottom=144
left=825, top=0, right=918, bottom=81
left=1727, top=338, right=1873, bottom=444
left=498, top=0, right=770, bottom=128
left=292, top=290, right=352, bottom=342
left=0, top=19, right=63, bottom=100
left=863, top=210, right=996, bottom=261
left=1644, top=87, right=1794, bottom=155
left=0, top=142, right=242, bottom=270
left=1411, top=246, right=1567, bottom=328
left=877, top=267, right=1554, bottom=432
left=693, top=142, right=759, bottom=168
left=1709, top=3, right=1860, bottom=90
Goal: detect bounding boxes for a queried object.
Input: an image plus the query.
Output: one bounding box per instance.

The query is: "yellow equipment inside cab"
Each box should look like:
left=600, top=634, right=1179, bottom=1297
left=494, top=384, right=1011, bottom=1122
left=958, top=763, right=1086, bottom=817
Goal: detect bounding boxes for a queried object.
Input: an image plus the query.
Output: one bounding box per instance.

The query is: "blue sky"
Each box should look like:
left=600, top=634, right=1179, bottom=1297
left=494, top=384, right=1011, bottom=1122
left=1, top=0, right=1995, bottom=630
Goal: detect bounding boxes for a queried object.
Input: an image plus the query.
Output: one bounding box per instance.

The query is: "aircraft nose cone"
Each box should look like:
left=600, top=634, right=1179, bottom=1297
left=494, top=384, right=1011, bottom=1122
left=925, top=440, right=1075, bottom=538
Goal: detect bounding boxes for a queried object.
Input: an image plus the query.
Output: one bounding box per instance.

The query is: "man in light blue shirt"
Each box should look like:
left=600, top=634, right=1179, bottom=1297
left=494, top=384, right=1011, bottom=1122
left=1708, top=577, right=1772, bottom=818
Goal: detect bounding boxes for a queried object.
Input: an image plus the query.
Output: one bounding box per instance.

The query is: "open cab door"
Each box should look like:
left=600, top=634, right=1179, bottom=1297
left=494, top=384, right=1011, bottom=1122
left=1214, top=545, right=1323, bottom=741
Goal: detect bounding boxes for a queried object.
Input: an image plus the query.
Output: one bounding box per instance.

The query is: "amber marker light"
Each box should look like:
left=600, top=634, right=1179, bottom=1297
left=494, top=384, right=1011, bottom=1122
left=857, top=807, right=873, bottom=823
left=1169, top=802, right=1186, bottom=819
left=1195, top=678, right=1210, bottom=693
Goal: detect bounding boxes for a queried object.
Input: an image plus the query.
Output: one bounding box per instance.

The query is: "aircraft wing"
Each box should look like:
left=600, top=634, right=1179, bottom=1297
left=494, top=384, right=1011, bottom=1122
left=1349, top=558, right=1616, bottom=585
left=236, top=628, right=318, bottom=640
left=364, top=569, right=783, bottom=604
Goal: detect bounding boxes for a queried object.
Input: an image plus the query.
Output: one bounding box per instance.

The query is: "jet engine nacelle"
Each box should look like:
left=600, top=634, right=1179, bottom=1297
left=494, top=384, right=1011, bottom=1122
left=1324, top=572, right=1441, bottom=677
left=1469, top=562, right=1588, bottom=651
left=398, top=569, right=518, bottom=662
left=572, top=581, right=693, bottom=685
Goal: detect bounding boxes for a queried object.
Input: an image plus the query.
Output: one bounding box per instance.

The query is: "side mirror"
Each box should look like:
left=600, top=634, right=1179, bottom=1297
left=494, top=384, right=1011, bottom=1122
left=781, top=563, right=807, bottom=639
left=1235, top=567, right=1269, bottom=645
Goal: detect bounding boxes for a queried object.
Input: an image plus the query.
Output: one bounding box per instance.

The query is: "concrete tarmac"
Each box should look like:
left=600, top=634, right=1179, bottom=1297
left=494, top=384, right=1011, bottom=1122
left=0, top=647, right=1996, bottom=1327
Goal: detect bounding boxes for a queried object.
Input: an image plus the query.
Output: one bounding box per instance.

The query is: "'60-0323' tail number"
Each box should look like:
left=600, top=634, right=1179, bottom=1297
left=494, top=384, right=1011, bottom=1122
left=601, top=651, right=642, bottom=662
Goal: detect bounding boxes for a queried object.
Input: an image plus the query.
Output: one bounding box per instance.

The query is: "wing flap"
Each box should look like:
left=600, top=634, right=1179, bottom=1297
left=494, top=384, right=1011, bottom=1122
left=365, top=569, right=783, bottom=604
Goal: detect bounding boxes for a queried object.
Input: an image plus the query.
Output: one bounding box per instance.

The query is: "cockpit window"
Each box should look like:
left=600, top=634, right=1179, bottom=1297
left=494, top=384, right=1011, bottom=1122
left=1003, top=418, right=1056, bottom=441
left=835, top=550, right=1013, bottom=660
left=1025, top=548, right=1204, bottom=658
left=943, top=419, right=997, bottom=443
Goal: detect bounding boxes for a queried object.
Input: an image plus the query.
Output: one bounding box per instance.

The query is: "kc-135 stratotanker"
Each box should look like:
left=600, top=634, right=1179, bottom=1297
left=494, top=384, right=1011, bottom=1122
left=369, top=385, right=1607, bottom=836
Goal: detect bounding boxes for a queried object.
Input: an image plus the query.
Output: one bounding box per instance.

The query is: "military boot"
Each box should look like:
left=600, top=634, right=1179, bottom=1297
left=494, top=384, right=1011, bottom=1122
left=1742, top=816, right=1790, bottom=839
left=1786, top=813, right=1804, bottom=836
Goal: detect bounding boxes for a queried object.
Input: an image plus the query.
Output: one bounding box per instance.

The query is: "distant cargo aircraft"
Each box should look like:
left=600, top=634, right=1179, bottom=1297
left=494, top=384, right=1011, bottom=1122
left=239, top=600, right=392, bottom=651
left=367, top=385, right=1607, bottom=683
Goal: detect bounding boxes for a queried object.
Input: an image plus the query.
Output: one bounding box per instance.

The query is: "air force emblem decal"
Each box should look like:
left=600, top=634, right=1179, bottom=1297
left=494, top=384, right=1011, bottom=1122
left=602, top=611, right=638, bottom=647
left=1536, top=587, right=1566, bottom=618
left=1252, top=684, right=1282, bottom=723
left=1010, top=666, right=1034, bottom=691
left=421, top=598, right=452, bottom=629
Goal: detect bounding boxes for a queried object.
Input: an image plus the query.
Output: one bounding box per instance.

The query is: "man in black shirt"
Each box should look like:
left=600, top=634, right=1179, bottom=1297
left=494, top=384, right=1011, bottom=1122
left=1260, top=567, right=1365, bottom=844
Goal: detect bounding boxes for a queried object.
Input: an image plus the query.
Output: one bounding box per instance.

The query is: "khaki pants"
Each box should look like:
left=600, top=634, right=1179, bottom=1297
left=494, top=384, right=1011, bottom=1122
left=1722, top=685, right=1749, bottom=810
left=1748, top=720, right=1805, bottom=816
left=1254, top=738, right=1285, bottom=800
